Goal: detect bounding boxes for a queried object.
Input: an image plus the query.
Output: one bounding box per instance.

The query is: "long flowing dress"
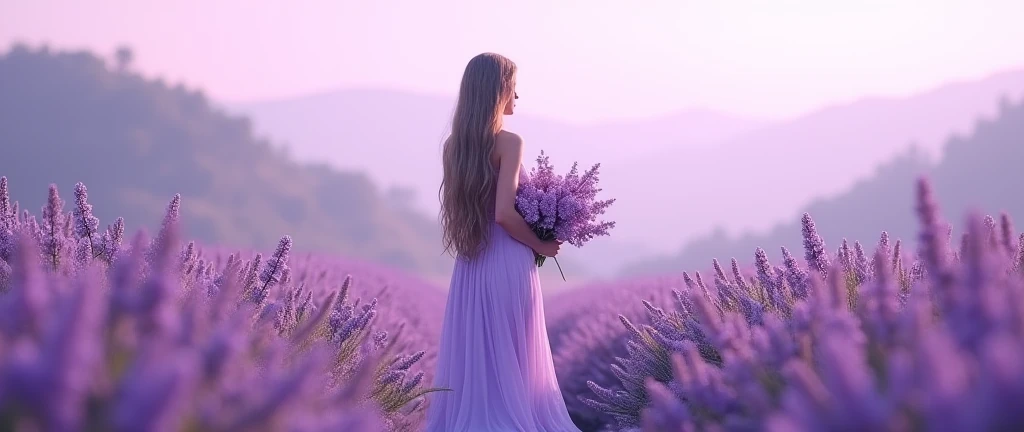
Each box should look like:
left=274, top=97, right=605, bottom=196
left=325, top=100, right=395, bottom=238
left=424, top=176, right=581, bottom=432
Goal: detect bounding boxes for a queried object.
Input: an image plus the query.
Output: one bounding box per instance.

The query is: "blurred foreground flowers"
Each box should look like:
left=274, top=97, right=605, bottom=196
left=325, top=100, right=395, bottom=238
left=0, top=177, right=443, bottom=432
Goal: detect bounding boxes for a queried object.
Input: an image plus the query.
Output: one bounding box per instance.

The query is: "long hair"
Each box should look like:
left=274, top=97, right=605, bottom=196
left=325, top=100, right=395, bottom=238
left=439, top=53, right=517, bottom=259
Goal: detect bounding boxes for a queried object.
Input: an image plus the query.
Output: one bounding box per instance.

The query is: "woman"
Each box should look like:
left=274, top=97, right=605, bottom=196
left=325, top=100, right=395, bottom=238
left=424, top=53, right=581, bottom=432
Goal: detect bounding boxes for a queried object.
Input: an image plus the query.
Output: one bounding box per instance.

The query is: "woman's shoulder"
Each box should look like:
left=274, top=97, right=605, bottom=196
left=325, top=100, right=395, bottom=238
left=496, top=129, right=523, bottom=143
left=495, top=130, right=524, bottom=153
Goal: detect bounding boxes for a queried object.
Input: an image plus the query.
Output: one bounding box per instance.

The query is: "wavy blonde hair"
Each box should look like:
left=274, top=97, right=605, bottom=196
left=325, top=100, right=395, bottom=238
left=439, top=53, right=517, bottom=259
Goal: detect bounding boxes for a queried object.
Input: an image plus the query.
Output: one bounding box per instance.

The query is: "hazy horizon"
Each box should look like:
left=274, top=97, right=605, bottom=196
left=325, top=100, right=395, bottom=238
left=229, top=68, right=1024, bottom=248
left=5, top=0, right=1024, bottom=123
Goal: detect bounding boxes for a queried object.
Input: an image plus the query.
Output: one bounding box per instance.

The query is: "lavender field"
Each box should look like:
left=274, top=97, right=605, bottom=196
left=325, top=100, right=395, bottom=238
left=0, top=178, right=447, bottom=431
left=7, top=1, right=1024, bottom=428
left=2, top=48, right=1024, bottom=430
left=2, top=170, right=1023, bottom=431
left=549, top=179, right=1024, bottom=431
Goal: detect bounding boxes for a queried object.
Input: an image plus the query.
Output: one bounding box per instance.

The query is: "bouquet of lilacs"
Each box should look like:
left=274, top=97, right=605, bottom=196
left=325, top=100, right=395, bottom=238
left=515, top=151, right=616, bottom=280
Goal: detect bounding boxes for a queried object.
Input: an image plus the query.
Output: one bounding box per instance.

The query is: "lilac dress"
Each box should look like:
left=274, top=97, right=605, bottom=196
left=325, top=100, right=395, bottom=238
left=424, top=169, right=580, bottom=432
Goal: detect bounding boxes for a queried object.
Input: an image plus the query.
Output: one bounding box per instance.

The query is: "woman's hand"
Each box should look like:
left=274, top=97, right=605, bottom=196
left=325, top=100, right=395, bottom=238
left=534, top=240, right=562, bottom=257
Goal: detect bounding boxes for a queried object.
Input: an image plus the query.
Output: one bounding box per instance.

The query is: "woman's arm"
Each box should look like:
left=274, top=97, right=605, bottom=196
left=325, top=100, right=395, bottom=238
left=493, top=132, right=545, bottom=251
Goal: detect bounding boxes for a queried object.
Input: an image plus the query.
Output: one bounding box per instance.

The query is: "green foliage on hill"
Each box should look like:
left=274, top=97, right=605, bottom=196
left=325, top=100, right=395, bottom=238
left=0, top=44, right=451, bottom=276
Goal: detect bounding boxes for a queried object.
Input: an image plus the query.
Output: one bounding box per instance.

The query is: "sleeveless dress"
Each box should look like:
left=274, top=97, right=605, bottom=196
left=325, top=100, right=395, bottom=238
left=424, top=169, right=580, bottom=432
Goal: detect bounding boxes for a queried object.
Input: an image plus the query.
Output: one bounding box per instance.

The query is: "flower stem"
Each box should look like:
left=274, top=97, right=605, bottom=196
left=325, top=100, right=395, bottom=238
left=534, top=253, right=566, bottom=281
left=552, top=257, right=566, bottom=281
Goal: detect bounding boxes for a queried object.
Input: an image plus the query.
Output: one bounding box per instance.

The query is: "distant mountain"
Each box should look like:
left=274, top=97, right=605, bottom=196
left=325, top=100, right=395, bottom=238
left=227, top=69, right=1024, bottom=279
left=0, top=44, right=453, bottom=277
left=228, top=88, right=762, bottom=279
left=623, top=95, right=1024, bottom=276
left=227, top=89, right=765, bottom=215
left=603, top=69, right=1024, bottom=253
left=230, top=89, right=761, bottom=278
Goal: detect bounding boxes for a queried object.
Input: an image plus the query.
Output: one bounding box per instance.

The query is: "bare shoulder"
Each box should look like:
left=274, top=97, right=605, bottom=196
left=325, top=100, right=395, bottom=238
left=494, top=130, right=524, bottom=157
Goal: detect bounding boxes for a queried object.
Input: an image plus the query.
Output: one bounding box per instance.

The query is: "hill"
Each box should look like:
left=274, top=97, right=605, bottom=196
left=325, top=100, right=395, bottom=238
left=228, top=69, right=1024, bottom=278
left=623, top=95, right=1024, bottom=276
left=228, top=88, right=761, bottom=279
left=603, top=69, right=1024, bottom=253
left=0, top=44, right=452, bottom=277
left=228, top=89, right=764, bottom=217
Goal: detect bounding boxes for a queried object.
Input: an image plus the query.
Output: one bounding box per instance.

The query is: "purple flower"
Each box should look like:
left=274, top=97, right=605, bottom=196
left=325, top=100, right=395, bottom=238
left=712, top=258, right=728, bottom=281
left=999, top=212, right=1016, bottom=256
left=253, top=236, right=292, bottom=304
left=0, top=176, right=14, bottom=231
left=0, top=228, right=13, bottom=263
left=146, top=194, right=180, bottom=266
left=838, top=238, right=852, bottom=273
left=514, top=184, right=541, bottom=225
left=892, top=239, right=904, bottom=274
left=0, top=259, right=10, bottom=292
left=513, top=151, right=616, bottom=268
left=72, top=182, right=99, bottom=244
left=914, top=177, right=956, bottom=313
left=781, top=246, right=809, bottom=299
left=754, top=248, right=781, bottom=311
left=539, top=189, right=559, bottom=230
left=41, top=184, right=66, bottom=271
left=101, top=217, right=126, bottom=263
left=801, top=213, right=830, bottom=278
left=853, top=241, right=872, bottom=283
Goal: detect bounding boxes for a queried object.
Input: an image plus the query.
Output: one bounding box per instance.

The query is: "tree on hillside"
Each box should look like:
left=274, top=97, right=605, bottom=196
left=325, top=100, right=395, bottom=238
left=115, top=45, right=134, bottom=72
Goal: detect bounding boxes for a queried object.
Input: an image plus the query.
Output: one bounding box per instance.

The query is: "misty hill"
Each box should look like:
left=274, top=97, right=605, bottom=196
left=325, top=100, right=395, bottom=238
left=227, top=89, right=765, bottom=215
left=227, top=69, right=1024, bottom=279
left=0, top=44, right=453, bottom=278
left=604, top=69, right=1024, bottom=253
left=623, top=95, right=1024, bottom=276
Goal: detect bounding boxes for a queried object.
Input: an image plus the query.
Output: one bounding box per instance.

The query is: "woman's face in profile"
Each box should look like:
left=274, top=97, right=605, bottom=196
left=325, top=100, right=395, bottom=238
left=504, top=78, right=517, bottom=116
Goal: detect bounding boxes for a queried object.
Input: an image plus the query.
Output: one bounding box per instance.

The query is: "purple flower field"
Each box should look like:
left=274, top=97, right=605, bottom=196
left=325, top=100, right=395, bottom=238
left=2, top=175, right=1023, bottom=431
left=548, top=178, right=1024, bottom=431
left=0, top=177, right=446, bottom=431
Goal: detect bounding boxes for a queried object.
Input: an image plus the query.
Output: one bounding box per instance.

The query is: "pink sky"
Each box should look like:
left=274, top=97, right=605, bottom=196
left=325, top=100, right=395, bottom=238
left=2, top=0, right=1024, bottom=123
